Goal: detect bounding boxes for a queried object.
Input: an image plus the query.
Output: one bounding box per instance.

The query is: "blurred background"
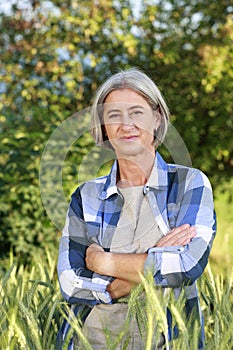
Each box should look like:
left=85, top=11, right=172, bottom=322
left=0, top=2, right=233, bottom=348
left=0, top=0, right=232, bottom=272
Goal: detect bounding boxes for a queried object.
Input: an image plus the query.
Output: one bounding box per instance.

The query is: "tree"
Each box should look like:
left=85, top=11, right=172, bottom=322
left=0, top=0, right=232, bottom=260
left=0, top=0, right=139, bottom=260
left=131, top=0, right=233, bottom=183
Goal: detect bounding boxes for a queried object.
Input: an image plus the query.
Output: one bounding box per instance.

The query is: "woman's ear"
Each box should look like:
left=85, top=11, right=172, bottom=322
left=153, top=109, right=161, bottom=130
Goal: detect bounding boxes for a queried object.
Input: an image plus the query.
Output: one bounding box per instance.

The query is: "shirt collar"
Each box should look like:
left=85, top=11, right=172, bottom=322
left=100, top=151, right=168, bottom=200
left=99, top=160, right=119, bottom=200
left=147, top=151, right=168, bottom=189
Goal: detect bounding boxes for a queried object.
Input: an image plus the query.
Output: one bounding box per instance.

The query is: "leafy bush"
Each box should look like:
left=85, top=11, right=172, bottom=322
left=0, top=0, right=232, bottom=261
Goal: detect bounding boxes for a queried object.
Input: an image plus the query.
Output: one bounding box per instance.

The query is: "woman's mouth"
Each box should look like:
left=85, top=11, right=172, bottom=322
left=120, top=135, right=139, bottom=141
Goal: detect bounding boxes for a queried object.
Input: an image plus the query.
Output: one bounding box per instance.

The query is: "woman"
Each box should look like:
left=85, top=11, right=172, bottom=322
left=57, top=68, right=216, bottom=349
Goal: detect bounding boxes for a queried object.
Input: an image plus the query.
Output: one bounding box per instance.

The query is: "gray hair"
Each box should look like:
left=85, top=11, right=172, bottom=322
left=91, top=68, right=170, bottom=149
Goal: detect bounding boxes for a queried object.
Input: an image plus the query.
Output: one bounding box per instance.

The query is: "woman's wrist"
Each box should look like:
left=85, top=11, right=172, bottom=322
left=95, top=251, right=111, bottom=275
left=92, top=251, right=118, bottom=276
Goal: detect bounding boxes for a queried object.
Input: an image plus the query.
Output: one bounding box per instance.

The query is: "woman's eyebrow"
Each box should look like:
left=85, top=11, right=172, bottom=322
left=106, top=108, right=121, bottom=115
left=128, top=105, right=145, bottom=110
left=105, top=105, right=145, bottom=114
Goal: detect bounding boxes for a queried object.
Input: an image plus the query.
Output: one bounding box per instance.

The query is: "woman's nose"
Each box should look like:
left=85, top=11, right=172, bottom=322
left=121, top=112, right=134, bottom=128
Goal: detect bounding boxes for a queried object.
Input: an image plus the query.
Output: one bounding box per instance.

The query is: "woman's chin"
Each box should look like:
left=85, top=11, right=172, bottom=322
left=114, top=143, right=153, bottom=158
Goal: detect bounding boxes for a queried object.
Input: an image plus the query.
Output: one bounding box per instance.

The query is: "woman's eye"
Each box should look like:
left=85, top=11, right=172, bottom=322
left=130, top=110, right=143, bottom=117
left=109, top=113, right=120, bottom=119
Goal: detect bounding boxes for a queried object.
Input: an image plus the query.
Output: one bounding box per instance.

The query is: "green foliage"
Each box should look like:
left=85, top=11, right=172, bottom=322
left=0, top=250, right=63, bottom=349
left=134, top=0, right=233, bottom=183
left=210, top=182, right=233, bottom=276
left=1, top=252, right=233, bottom=349
left=0, top=0, right=232, bottom=260
left=201, top=266, right=233, bottom=349
left=0, top=6, right=232, bottom=348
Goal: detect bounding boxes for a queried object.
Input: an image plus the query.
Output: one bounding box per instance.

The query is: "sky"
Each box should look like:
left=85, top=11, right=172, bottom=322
left=0, top=0, right=143, bottom=15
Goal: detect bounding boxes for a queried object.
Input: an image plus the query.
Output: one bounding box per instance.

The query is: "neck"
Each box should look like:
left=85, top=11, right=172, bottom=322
left=117, top=152, right=155, bottom=188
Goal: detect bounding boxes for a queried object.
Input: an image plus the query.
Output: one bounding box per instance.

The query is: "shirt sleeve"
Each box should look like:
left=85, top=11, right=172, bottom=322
left=57, top=187, right=113, bottom=304
left=144, top=169, right=216, bottom=288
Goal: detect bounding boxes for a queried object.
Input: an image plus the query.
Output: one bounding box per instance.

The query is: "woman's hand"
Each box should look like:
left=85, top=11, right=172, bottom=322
left=85, top=243, right=106, bottom=273
left=86, top=244, right=138, bottom=299
left=107, top=278, right=136, bottom=299
left=155, top=224, right=196, bottom=247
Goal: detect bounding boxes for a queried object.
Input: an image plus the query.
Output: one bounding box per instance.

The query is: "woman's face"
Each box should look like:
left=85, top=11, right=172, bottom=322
left=103, top=89, right=160, bottom=157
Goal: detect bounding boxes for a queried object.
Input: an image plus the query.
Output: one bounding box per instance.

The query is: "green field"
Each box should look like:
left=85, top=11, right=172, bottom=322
left=1, top=191, right=232, bottom=349
left=211, top=189, right=233, bottom=276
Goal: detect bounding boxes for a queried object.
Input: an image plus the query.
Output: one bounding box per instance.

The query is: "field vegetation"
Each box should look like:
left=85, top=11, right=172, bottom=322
left=0, top=0, right=232, bottom=348
left=1, top=191, right=233, bottom=349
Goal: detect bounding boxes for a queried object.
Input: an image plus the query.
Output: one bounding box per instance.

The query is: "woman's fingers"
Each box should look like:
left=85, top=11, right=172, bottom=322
left=107, top=278, right=134, bottom=299
left=87, top=243, right=104, bottom=253
left=155, top=224, right=196, bottom=247
left=85, top=243, right=105, bottom=271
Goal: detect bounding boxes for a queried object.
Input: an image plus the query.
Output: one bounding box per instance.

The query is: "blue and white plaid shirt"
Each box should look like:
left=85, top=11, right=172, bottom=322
left=57, top=152, right=216, bottom=349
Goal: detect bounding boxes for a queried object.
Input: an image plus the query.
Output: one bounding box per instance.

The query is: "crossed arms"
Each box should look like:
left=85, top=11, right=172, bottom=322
left=86, top=224, right=196, bottom=299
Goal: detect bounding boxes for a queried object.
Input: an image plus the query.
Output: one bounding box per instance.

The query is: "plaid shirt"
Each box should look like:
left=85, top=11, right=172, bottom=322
left=57, top=152, right=216, bottom=349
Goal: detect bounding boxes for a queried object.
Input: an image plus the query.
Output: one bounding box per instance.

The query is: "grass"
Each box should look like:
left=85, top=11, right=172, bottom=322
left=0, top=189, right=232, bottom=349
left=0, top=256, right=232, bottom=349
left=210, top=187, right=233, bottom=276
left=0, top=250, right=62, bottom=350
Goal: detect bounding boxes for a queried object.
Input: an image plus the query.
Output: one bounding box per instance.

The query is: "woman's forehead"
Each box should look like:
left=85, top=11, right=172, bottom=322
left=104, top=89, right=151, bottom=107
